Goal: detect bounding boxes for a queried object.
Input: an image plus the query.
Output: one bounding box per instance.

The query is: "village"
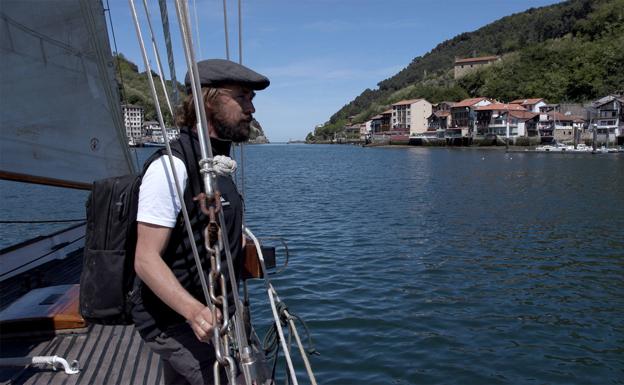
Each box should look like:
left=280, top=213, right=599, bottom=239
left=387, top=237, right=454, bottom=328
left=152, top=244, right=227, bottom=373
left=326, top=56, right=624, bottom=148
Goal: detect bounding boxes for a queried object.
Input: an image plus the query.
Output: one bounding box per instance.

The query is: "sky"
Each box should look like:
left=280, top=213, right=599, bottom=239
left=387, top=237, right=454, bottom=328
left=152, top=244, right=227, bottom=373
left=107, top=0, right=563, bottom=142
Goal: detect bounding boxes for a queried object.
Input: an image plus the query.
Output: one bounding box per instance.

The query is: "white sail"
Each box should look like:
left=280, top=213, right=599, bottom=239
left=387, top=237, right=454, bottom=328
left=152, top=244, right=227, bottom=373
left=0, top=0, right=136, bottom=189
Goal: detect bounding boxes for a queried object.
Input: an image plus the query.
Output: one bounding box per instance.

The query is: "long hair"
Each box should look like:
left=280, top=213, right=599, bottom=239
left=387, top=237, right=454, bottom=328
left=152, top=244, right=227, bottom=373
left=175, top=87, right=219, bottom=128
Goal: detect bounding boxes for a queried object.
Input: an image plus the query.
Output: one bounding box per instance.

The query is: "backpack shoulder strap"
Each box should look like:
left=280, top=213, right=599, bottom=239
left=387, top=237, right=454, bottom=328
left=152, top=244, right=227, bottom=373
left=171, top=132, right=202, bottom=197
left=141, top=132, right=202, bottom=197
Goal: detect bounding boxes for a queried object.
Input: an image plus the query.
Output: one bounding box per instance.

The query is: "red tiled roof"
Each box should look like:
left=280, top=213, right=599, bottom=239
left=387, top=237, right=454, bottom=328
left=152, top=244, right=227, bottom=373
left=453, top=97, right=489, bottom=108
left=548, top=111, right=585, bottom=122
left=509, top=110, right=539, bottom=120
left=510, top=98, right=544, bottom=105
left=382, top=109, right=393, bottom=114
left=475, top=103, right=527, bottom=111
left=393, top=99, right=423, bottom=106
left=455, top=56, right=500, bottom=64
left=434, top=111, right=451, bottom=118
left=371, top=114, right=383, bottom=120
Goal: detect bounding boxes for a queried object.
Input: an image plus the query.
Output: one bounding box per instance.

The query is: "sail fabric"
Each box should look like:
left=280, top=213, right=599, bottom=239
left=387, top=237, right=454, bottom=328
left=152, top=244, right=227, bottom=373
left=0, top=0, right=136, bottom=189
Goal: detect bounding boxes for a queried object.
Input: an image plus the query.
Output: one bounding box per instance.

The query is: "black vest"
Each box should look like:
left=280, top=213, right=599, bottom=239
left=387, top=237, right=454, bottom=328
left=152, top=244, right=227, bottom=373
left=132, top=130, right=243, bottom=340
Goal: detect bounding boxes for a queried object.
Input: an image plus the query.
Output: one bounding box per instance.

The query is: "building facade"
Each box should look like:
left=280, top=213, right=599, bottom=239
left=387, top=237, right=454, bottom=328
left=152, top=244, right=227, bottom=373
left=454, top=56, right=501, bottom=79
left=593, top=95, right=623, bottom=138
left=450, top=97, right=492, bottom=136
left=475, top=103, right=530, bottom=137
left=391, top=99, right=433, bottom=136
left=122, top=104, right=144, bottom=143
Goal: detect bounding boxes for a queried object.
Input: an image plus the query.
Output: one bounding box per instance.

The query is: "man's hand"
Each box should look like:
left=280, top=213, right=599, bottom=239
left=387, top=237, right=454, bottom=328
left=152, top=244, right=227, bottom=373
left=188, top=305, right=222, bottom=342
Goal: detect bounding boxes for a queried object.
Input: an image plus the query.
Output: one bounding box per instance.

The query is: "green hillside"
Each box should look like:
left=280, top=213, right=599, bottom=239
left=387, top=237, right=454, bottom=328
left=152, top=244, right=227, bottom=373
left=114, top=53, right=185, bottom=127
left=310, top=0, right=624, bottom=140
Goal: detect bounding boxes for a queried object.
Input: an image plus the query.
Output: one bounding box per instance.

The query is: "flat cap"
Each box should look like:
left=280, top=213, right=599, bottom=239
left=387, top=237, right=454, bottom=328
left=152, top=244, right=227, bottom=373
left=185, top=59, right=270, bottom=91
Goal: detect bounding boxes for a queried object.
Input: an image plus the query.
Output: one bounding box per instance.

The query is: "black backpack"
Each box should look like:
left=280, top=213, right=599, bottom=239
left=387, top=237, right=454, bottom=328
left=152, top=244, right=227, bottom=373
left=79, top=135, right=199, bottom=324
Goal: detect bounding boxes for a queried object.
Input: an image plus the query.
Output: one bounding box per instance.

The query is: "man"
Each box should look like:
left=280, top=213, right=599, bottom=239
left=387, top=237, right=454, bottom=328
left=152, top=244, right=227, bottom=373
left=132, top=59, right=270, bottom=385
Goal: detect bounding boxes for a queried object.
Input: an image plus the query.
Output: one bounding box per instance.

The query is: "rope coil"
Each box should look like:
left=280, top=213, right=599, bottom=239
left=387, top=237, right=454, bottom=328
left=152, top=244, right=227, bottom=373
left=199, top=156, right=237, bottom=176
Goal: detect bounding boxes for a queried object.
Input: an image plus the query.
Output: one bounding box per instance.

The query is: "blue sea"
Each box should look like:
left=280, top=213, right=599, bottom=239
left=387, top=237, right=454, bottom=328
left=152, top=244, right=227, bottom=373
left=1, top=145, right=623, bottom=384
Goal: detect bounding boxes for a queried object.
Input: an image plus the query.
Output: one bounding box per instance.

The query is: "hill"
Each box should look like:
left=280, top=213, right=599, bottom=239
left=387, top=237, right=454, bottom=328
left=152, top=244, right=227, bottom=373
left=310, top=0, right=624, bottom=140
left=114, top=53, right=184, bottom=127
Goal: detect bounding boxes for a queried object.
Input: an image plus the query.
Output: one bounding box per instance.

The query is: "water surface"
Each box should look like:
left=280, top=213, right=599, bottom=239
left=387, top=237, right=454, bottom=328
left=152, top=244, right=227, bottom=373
left=1, top=145, right=623, bottom=384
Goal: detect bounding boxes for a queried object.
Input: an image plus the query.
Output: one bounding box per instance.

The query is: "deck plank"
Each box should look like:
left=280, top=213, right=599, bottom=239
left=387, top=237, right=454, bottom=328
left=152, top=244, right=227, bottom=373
left=1, top=250, right=163, bottom=385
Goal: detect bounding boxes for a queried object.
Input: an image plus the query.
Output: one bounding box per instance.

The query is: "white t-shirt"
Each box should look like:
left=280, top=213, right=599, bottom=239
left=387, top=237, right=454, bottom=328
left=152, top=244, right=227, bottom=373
left=137, top=155, right=188, bottom=228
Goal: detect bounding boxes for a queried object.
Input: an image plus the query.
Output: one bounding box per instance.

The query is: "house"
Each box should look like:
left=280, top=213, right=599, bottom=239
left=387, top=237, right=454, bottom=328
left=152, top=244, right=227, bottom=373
left=510, top=98, right=546, bottom=113
left=454, top=56, right=500, bottom=79
left=121, top=103, right=144, bottom=142
left=343, top=124, right=360, bottom=139
left=361, top=120, right=373, bottom=140
left=511, top=110, right=541, bottom=138
left=427, top=110, right=452, bottom=132
left=370, top=114, right=383, bottom=134
left=552, top=115, right=585, bottom=142
left=142, top=120, right=161, bottom=141
left=142, top=121, right=179, bottom=143
left=537, top=104, right=559, bottom=141
left=378, top=110, right=393, bottom=132
left=592, top=95, right=623, bottom=139
left=358, top=123, right=367, bottom=140
left=391, top=99, right=432, bottom=136
left=543, top=111, right=585, bottom=142
left=370, top=110, right=393, bottom=138
left=450, top=97, right=492, bottom=137
left=475, top=103, right=528, bottom=137
left=427, top=102, right=454, bottom=133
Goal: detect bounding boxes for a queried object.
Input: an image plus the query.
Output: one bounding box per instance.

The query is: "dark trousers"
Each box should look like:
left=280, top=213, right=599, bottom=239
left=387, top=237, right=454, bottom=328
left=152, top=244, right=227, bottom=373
left=147, top=323, right=226, bottom=385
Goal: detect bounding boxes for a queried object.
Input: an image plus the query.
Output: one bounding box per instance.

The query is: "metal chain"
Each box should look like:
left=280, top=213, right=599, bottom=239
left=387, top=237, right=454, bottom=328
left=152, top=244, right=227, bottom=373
left=204, top=207, right=237, bottom=383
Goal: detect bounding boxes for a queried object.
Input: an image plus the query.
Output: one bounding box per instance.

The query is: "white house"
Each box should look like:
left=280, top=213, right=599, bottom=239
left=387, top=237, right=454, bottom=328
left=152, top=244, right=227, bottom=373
left=510, top=98, right=547, bottom=113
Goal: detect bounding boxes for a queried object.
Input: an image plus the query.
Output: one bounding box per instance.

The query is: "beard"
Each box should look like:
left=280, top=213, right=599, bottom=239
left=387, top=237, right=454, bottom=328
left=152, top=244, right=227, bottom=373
left=211, top=105, right=251, bottom=142
left=214, top=119, right=251, bottom=142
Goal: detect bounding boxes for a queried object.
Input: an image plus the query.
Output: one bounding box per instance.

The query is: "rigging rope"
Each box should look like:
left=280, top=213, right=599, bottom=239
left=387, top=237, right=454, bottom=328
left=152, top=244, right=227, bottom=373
left=104, top=0, right=126, bottom=102
left=222, top=0, right=230, bottom=60
left=192, top=0, right=202, bottom=57
left=140, top=0, right=174, bottom=117
left=157, top=0, right=179, bottom=106
left=237, top=0, right=242, bottom=64
left=212, top=155, right=237, bottom=175
left=236, top=0, right=246, bottom=213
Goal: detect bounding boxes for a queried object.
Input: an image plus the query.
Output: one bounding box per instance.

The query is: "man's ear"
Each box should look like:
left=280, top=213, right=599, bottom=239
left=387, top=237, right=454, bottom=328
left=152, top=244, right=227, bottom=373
left=203, top=99, right=215, bottom=117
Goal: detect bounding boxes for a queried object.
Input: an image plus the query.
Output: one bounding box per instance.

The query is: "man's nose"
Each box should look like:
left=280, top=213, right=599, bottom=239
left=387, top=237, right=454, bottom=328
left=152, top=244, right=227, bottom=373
left=243, top=100, right=255, bottom=114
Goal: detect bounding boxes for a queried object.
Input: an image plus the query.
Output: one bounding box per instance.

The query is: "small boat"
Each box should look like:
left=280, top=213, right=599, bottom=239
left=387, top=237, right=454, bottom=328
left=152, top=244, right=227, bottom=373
left=570, top=144, right=592, bottom=152
left=535, top=144, right=556, bottom=152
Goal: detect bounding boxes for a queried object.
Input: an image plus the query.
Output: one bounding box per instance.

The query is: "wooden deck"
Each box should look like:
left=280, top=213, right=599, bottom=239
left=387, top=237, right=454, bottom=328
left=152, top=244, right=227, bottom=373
left=0, top=250, right=164, bottom=385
